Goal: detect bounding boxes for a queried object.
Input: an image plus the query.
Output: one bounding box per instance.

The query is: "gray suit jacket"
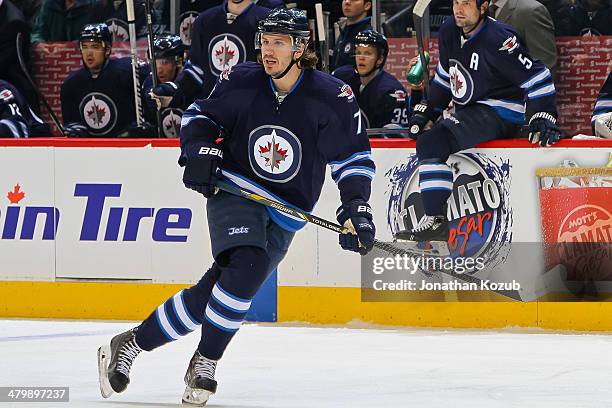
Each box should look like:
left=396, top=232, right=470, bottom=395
left=496, top=0, right=558, bottom=70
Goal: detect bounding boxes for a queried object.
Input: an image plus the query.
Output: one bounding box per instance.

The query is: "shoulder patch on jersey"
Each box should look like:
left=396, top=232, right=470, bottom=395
left=499, top=36, right=519, bottom=54
left=389, top=89, right=406, bottom=103
left=338, top=84, right=355, bottom=101
left=0, top=88, right=15, bottom=103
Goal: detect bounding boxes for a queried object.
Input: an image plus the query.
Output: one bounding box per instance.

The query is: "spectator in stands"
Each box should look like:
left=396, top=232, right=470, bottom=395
left=332, top=30, right=421, bottom=135
left=60, top=23, right=153, bottom=138
left=567, top=0, right=612, bottom=36
left=0, top=0, right=39, bottom=109
left=592, top=70, right=612, bottom=137
left=89, top=0, right=146, bottom=42
left=0, top=79, right=50, bottom=137
left=539, top=0, right=575, bottom=36
left=488, top=0, right=558, bottom=70
left=330, top=0, right=371, bottom=71
left=11, top=0, right=42, bottom=27
left=31, top=0, right=94, bottom=55
left=144, top=33, right=187, bottom=138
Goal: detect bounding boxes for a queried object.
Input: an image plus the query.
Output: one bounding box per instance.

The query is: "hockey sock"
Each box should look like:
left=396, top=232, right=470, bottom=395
left=135, top=264, right=221, bottom=351
left=198, top=246, right=271, bottom=360
left=418, top=161, right=453, bottom=216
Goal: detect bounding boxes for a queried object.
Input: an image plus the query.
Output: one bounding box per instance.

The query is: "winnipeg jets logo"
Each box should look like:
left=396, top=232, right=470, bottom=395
left=448, top=59, right=474, bottom=105
left=258, top=130, right=289, bottom=171
left=209, top=33, right=246, bottom=76
left=179, top=11, right=199, bottom=46
left=499, top=36, right=519, bottom=53
left=79, top=92, right=117, bottom=135
left=338, top=84, right=355, bottom=101
left=389, top=90, right=406, bottom=103
left=450, top=70, right=464, bottom=94
left=161, top=108, right=183, bottom=138
left=106, top=18, right=129, bottom=42
left=248, top=125, right=302, bottom=183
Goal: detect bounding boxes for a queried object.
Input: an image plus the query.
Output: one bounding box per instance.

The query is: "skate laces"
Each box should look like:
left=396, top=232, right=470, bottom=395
left=116, top=338, right=142, bottom=377
left=412, top=215, right=436, bottom=233
left=194, top=354, right=217, bottom=380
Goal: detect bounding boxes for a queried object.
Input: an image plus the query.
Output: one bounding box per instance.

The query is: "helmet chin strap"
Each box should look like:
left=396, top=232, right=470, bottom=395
left=271, top=50, right=301, bottom=80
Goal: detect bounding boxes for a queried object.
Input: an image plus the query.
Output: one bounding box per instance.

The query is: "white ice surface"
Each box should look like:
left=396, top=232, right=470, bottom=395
left=1, top=320, right=612, bottom=408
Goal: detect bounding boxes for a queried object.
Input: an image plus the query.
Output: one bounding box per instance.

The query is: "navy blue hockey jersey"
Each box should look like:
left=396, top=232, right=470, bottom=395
left=177, top=2, right=270, bottom=101
left=333, top=66, right=421, bottom=131
left=180, top=62, right=375, bottom=231
left=429, top=16, right=557, bottom=124
left=61, top=57, right=151, bottom=138
left=0, top=80, right=50, bottom=137
left=592, top=70, right=612, bottom=128
left=174, top=0, right=283, bottom=47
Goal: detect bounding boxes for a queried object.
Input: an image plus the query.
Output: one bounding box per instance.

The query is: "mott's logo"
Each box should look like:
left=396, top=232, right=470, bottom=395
left=557, top=205, right=612, bottom=243
left=0, top=183, right=192, bottom=242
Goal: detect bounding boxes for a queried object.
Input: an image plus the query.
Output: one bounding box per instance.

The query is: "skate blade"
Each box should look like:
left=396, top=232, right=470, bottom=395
left=97, top=345, right=114, bottom=399
left=182, top=387, right=213, bottom=406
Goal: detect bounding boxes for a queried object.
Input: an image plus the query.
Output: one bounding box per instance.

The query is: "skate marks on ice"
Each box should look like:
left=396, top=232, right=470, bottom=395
left=1, top=320, right=612, bottom=407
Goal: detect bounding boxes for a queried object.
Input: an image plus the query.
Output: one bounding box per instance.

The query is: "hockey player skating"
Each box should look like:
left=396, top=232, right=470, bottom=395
left=333, top=29, right=420, bottom=132
left=97, top=8, right=376, bottom=406
left=394, top=0, right=561, bottom=248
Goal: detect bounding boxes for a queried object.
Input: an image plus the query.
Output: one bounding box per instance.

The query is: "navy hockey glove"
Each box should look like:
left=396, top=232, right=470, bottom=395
left=182, top=142, right=223, bottom=198
left=150, top=82, right=178, bottom=110
left=407, top=103, right=436, bottom=139
left=336, top=200, right=376, bottom=255
left=128, top=122, right=156, bottom=138
left=528, top=112, right=562, bottom=147
left=64, top=123, right=90, bottom=138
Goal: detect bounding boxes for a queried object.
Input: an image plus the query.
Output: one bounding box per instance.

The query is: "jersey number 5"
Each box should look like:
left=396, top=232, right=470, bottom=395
left=518, top=54, right=532, bottom=69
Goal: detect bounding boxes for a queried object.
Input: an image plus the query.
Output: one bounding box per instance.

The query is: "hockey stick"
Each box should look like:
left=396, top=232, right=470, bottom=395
left=366, top=127, right=412, bottom=136
left=15, top=32, right=66, bottom=135
left=126, top=0, right=145, bottom=126
left=412, top=0, right=431, bottom=98
left=217, top=180, right=523, bottom=301
left=143, top=0, right=163, bottom=137
left=315, top=3, right=328, bottom=73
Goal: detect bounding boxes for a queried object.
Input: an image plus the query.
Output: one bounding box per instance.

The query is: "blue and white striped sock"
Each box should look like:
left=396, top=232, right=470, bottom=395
left=418, top=162, right=453, bottom=216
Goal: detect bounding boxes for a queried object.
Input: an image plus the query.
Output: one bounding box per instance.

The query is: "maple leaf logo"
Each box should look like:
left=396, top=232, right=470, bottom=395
left=7, top=184, right=25, bottom=204
left=87, top=98, right=106, bottom=126
left=258, top=130, right=288, bottom=172
left=450, top=71, right=463, bottom=93
left=164, top=115, right=181, bottom=137
left=215, top=43, right=236, bottom=67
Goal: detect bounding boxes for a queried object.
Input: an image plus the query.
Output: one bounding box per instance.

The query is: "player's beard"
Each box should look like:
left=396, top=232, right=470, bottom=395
left=455, top=14, right=481, bottom=34
left=263, top=57, right=290, bottom=78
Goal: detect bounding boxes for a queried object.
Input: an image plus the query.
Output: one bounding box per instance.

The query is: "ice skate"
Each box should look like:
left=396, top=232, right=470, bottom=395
left=182, top=351, right=218, bottom=406
left=97, top=328, right=142, bottom=398
left=394, top=214, right=450, bottom=257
